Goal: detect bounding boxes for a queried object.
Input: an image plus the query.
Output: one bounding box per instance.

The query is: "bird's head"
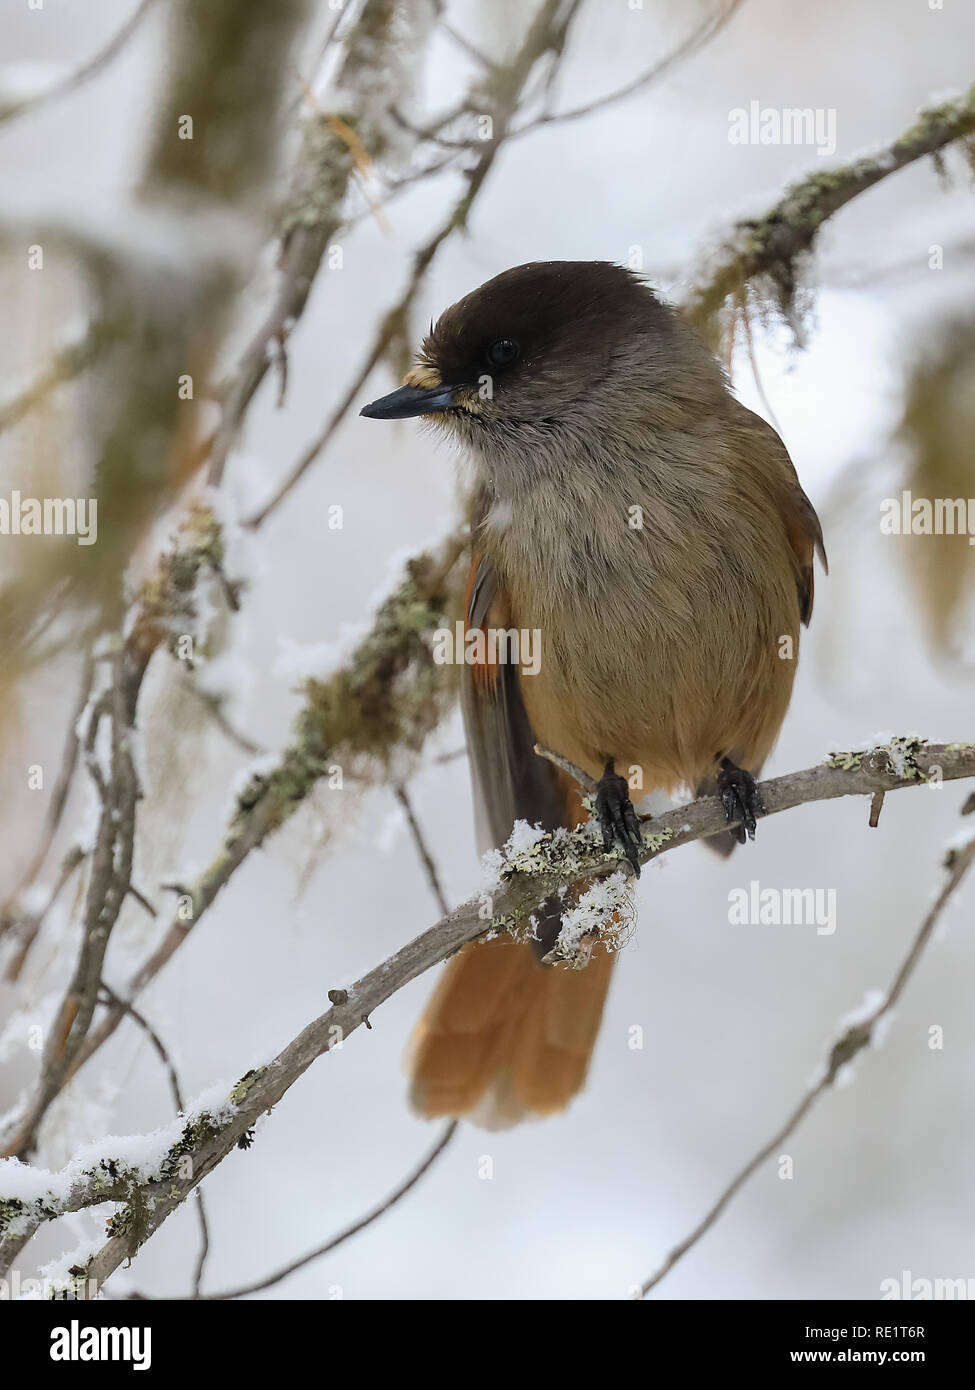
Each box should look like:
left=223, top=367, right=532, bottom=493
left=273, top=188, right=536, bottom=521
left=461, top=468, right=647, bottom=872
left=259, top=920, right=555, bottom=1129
left=360, top=260, right=694, bottom=444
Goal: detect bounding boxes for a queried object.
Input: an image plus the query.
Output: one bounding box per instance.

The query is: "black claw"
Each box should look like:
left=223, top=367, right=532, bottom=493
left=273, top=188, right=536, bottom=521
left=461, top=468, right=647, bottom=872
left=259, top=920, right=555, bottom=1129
left=716, top=758, right=766, bottom=844
left=595, top=760, right=643, bottom=878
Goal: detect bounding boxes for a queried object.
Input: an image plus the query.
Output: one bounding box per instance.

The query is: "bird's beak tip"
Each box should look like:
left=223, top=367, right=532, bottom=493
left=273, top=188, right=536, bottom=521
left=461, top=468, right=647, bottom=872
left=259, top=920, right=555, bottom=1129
left=358, top=383, right=458, bottom=421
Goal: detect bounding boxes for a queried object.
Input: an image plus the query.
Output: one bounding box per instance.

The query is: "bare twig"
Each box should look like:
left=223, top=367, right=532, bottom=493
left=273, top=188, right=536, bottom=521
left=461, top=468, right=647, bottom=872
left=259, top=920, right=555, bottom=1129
left=1, top=644, right=94, bottom=931
left=198, top=1121, right=457, bottom=1300
left=181, top=677, right=264, bottom=757
left=0, top=322, right=119, bottom=434
left=533, top=741, right=598, bottom=794
left=2, top=643, right=144, bottom=1160
left=0, top=509, right=244, bottom=1157
left=510, top=0, right=746, bottom=137
left=0, top=0, right=158, bottom=127
left=637, top=824, right=975, bottom=1297
left=441, top=22, right=497, bottom=72
left=1, top=845, right=86, bottom=984
left=394, top=784, right=450, bottom=916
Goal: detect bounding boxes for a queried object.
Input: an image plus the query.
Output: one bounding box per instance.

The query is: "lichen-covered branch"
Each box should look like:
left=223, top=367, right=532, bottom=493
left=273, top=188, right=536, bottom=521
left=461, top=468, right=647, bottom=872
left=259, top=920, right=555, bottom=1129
left=206, top=0, right=435, bottom=485
left=28, top=531, right=467, bottom=1121
left=3, top=736, right=971, bottom=1289
left=245, top=0, right=588, bottom=527
left=0, top=506, right=242, bottom=1159
left=683, top=81, right=975, bottom=346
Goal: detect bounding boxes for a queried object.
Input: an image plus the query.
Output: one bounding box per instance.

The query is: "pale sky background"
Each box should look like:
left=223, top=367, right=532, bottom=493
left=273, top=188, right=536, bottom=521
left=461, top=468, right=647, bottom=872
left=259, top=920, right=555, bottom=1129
left=1, top=0, right=974, bottom=1300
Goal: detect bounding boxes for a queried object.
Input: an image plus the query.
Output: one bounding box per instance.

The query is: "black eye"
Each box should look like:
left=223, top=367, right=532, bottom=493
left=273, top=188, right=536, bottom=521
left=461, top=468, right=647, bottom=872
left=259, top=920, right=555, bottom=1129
left=486, top=338, right=520, bottom=368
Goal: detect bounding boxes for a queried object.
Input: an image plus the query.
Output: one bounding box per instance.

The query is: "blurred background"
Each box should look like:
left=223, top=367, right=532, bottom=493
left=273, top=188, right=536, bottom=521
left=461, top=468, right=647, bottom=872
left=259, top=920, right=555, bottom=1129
left=1, top=0, right=974, bottom=1299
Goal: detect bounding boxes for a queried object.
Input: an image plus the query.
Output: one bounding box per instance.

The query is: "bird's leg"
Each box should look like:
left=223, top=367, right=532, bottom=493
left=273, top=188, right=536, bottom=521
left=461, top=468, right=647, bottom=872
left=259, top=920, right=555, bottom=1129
left=595, top=759, right=643, bottom=877
left=716, top=757, right=766, bottom=844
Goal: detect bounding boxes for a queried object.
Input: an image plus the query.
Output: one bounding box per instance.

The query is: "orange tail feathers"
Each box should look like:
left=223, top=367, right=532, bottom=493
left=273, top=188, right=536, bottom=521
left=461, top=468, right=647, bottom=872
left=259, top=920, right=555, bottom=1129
left=407, top=931, right=616, bottom=1127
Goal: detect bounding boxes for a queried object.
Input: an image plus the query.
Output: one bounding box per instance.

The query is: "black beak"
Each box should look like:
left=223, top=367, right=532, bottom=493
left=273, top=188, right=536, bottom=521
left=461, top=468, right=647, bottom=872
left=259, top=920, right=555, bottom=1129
left=359, top=382, right=458, bottom=420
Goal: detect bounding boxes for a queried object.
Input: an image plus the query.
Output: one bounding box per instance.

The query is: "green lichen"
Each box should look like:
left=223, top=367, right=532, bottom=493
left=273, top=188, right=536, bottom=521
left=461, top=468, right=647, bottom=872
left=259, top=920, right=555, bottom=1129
left=228, top=1067, right=266, bottom=1106
left=883, top=735, right=928, bottom=781
left=157, top=1112, right=222, bottom=1182
left=826, top=750, right=865, bottom=771
left=826, top=736, right=932, bottom=779
left=0, top=1196, right=27, bottom=1234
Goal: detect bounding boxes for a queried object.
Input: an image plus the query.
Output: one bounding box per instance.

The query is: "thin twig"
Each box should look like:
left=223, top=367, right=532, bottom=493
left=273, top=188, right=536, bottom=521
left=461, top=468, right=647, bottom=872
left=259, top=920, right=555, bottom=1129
left=0, top=0, right=158, bottom=127
left=200, top=1121, right=457, bottom=1300
left=509, top=0, right=746, bottom=138
left=0, top=323, right=118, bottom=434
left=638, top=827, right=975, bottom=1297
left=2, top=646, right=94, bottom=913
left=2, top=846, right=87, bottom=984
left=533, top=742, right=598, bottom=794
left=182, top=677, right=264, bottom=757
left=395, top=784, right=450, bottom=917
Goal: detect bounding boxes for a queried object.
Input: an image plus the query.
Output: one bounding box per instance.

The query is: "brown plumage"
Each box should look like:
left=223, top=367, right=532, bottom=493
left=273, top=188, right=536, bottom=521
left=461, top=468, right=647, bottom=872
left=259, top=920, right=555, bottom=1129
left=362, top=261, right=826, bottom=1125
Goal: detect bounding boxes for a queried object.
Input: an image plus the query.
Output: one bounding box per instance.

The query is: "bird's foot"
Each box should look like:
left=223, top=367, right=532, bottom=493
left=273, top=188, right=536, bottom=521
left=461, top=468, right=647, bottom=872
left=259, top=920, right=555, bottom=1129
left=595, top=760, right=643, bottom=877
left=717, top=758, right=766, bottom=844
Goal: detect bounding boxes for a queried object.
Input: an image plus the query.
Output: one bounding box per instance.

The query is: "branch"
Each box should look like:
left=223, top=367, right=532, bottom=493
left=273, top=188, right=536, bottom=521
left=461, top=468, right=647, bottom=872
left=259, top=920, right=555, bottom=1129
left=3, top=532, right=465, bottom=1149
left=0, top=0, right=158, bottom=127
left=3, top=737, right=972, bottom=1288
left=244, top=0, right=587, bottom=527
left=682, top=81, right=975, bottom=345
left=0, top=319, right=119, bottom=435
left=510, top=0, right=745, bottom=138
left=0, top=507, right=245, bottom=1158
left=196, top=1120, right=456, bottom=1300
left=395, top=783, right=451, bottom=917
left=98, top=987, right=211, bottom=1297
left=205, top=0, right=428, bottom=485
left=1, top=644, right=94, bottom=973
left=637, top=819, right=975, bottom=1297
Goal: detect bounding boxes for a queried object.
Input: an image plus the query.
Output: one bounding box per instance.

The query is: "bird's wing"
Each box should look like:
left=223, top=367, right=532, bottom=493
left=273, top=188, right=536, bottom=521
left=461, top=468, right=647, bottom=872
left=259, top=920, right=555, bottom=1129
left=734, top=406, right=828, bottom=627
left=460, top=548, right=570, bottom=852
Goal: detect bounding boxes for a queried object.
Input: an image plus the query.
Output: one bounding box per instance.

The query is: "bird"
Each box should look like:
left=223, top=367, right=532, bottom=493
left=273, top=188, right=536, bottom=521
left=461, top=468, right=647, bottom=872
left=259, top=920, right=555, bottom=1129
left=360, top=260, right=825, bottom=1126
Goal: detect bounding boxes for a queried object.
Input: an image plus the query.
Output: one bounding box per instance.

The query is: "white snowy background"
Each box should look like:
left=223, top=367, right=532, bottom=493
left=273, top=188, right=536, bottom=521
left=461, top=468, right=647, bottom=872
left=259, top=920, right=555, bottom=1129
left=1, top=0, right=974, bottom=1299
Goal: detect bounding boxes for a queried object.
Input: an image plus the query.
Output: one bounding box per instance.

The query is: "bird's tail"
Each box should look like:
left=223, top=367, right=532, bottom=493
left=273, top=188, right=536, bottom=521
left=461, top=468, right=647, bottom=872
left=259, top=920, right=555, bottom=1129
left=407, top=930, right=616, bottom=1127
